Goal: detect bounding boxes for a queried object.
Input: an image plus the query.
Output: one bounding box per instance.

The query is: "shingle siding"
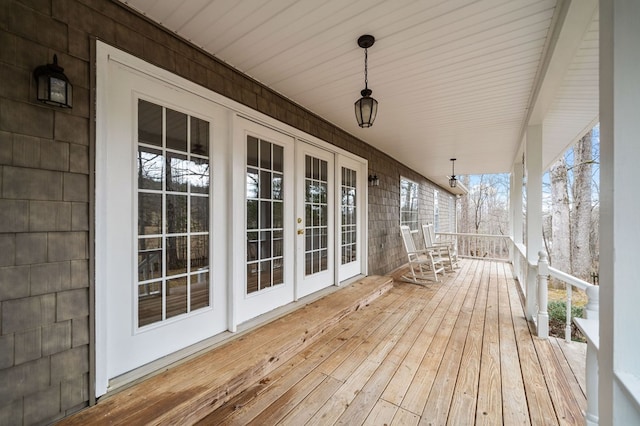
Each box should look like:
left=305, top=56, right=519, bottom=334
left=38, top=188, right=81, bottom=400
left=0, top=0, right=456, bottom=423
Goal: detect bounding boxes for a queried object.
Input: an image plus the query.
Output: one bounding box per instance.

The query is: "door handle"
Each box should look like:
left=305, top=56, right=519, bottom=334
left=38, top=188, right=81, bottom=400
left=297, top=229, right=304, bottom=235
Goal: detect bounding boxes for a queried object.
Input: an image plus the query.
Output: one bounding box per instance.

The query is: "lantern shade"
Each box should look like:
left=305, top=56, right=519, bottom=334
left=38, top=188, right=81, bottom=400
left=34, top=55, right=73, bottom=108
left=449, top=176, right=457, bottom=188
left=355, top=91, right=378, bottom=128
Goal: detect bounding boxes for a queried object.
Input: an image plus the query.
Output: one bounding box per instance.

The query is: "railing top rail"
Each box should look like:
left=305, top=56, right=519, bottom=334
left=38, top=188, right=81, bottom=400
left=548, top=266, right=594, bottom=291
left=435, top=232, right=511, bottom=239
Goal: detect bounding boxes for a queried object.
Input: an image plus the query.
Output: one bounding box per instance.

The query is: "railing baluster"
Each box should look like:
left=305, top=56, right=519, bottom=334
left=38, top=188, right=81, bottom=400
left=536, top=251, right=549, bottom=338
left=566, top=284, right=572, bottom=343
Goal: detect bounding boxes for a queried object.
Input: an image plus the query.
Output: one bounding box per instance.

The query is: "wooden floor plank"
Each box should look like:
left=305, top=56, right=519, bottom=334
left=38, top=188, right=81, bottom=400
left=506, top=265, right=560, bottom=426
left=362, top=399, right=398, bottom=426
left=202, top=287, right=406, bottom=424
left=497, top=261, right=531, bottom=425
left=338, top=266, right=474, bottom=425
left=551, top=337, right=587, bottom=397
left=277, top=375, right=343, bottom=426
left=475, top=261, right=503, bottom=425
left=321, top=286, right=423, bottom=380
left=245, top=370, right=327, bottom=426
left=387, top=261, right=472, bottom=412
left=399, top=260, right=478, bottom=415
left=391, top=407, right=421, bottom=426
left=420, top=259, right=483, bottom=425
left=532, top=334, right=585, bottom=425
left=310, top=293, right=428, bottom=425
left=380, top=262, right=470, bottom=407
left=446, top=259, right=489, bottom=425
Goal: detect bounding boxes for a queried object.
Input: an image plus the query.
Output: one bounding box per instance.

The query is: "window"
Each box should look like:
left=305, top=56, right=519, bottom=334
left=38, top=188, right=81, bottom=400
left=137, top=99, right=211, bottom=327
left=400, top=177, right=419, bottom=231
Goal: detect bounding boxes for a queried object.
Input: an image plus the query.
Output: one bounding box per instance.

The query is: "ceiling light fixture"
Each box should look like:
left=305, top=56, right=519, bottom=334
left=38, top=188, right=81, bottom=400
left=449, top=158, right=458, bottom=188
left=354, top=35, right=378, bottom=128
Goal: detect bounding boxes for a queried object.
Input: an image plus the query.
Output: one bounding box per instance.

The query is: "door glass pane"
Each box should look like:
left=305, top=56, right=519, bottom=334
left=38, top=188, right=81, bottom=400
left=190, top=197, right=209, bottom=233
left=246, top=135, right=285, bottom=294
left=341, top=167, right=357, bottom=265
left=190, top=116, right=209, bottom=157
left=166, top=153, right=189, bottom=192
left=190, top=274, right=209, bottom=311
left=166, top=276, right=187, bottom=319
left=188, top=159, right=209, bottom=194
left=138, top=147, right=163, bottom=190
left=138, top=238, right=162, bottom=281
left=166, top=236, right=188, bottom=276
left=138, top=100, right=162, bottom=146
left=136, top=99, right=211, bottom=328
left=138, top=282, right=162, bottom=327
left=166, top=108, right=187, bottom=151
left=305, top=155, right=329, bottom=276
left=138, top=193, right=162, bottom=235
left=166, top=194, right=187, bottom=234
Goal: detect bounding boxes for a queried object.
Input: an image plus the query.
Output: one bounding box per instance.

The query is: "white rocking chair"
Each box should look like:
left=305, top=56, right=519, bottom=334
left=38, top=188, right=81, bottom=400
left=422, top=223, right=459, bottom=270
left=400, top=225, right=446, bottom=284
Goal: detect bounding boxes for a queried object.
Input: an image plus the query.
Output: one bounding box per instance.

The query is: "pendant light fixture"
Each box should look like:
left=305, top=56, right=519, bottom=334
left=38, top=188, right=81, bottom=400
left=354, top=35, right=378, bottom=128
left=449, top=158, right=458, bottom=188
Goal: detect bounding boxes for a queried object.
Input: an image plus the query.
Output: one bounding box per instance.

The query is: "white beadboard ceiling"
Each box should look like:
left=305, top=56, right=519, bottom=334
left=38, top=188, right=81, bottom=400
left=118, top=0, right=599, bottom=187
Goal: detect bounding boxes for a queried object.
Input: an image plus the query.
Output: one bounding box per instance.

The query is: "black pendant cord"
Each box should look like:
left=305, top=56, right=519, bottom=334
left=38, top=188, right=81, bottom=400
left=364, top=48, right=369, bottom=91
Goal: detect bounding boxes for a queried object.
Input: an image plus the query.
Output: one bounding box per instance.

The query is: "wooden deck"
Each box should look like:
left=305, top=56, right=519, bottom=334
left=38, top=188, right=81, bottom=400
left=62, top=259, right=586, bottom=425
left=200, top=259, right=586, bottom=425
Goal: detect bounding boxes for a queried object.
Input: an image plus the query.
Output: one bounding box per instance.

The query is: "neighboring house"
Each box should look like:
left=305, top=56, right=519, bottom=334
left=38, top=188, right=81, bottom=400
left=0, top=1, right=637, bottom=425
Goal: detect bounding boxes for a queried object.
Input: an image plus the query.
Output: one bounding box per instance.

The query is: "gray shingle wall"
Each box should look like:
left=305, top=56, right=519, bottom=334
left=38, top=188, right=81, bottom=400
left=0, top=0, right=455, bottom=423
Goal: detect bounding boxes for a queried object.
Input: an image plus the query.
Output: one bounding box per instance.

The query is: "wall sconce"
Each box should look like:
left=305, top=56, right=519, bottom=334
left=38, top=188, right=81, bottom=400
left=368, top=174, right=380, bottom=187
left=354, top=35, right=378, bottom=128
left=449, top=158, right=457, bottom=188
left=33, top=54, right=73, bottom=108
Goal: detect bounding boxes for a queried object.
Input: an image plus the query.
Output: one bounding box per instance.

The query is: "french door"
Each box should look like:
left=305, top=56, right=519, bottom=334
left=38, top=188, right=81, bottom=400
left=296, top=143, right=335, bottom=298
left=97, top=60, right=227, bottom=394
left=233, top=118, right=295, bottom=325
left=97, top=43, right=368, bottom=397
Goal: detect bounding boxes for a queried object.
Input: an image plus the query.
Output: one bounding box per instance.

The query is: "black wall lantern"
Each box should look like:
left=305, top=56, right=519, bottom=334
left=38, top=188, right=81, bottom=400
left=368, top=174, right=380, bottom=187
left=33, top=54, right=73, bottom=108
left=354, top=35, right=378, bottom=128
left=449, top=158, right=458, bottom=188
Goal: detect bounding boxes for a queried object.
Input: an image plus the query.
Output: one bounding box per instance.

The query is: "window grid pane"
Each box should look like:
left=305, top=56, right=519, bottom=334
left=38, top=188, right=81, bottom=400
left=400, top=177, right=419, bottom=231
left=305, top=155, right=329, bottom=276
left=137, top=99, right=211, bottom=328
left=246, top=137, right=284, bottom=294
left=341, top=167, right=357, bottom=265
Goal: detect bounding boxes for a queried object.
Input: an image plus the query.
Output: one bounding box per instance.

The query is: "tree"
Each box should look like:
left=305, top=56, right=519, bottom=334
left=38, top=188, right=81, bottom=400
left=549, top=156, right=571, bottom=273
left=571, top=129, right=593, bottom=280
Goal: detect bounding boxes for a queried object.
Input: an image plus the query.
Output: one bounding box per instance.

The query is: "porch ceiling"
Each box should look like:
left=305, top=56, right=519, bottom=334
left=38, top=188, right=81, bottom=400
left=119, top=0, right=599, bottom=183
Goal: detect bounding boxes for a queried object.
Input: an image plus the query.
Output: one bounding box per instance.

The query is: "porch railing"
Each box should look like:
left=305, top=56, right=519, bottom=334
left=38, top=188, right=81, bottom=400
left=510, top=238, right=599, bottom=426
left=435, top=232, right=511, bottom=261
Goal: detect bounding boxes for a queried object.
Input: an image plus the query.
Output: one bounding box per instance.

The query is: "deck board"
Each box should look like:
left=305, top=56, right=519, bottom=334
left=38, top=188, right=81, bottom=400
left=497, top=261, right=531, bottom=425
left=66, top=260, right=588, bottom=426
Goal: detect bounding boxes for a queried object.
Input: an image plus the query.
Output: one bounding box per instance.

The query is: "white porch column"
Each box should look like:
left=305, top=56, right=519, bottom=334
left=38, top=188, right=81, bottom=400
left=510, top=162, right=524, bottom=280
left=510, top=162, right=524, bottom=247
left=525, top=125, right=543, bottom=322
left=600, top=0, right=640, bottom=424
